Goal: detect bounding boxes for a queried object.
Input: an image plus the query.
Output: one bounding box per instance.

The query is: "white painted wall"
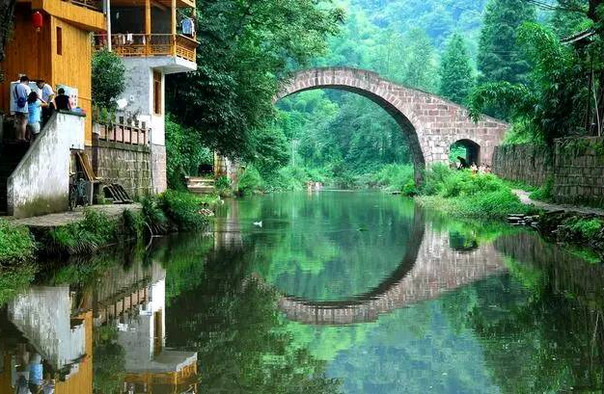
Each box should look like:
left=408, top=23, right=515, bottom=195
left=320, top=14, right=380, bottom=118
left=8, top=286, right=87, bottom=370
left=7, top=113, right=85, bottom=218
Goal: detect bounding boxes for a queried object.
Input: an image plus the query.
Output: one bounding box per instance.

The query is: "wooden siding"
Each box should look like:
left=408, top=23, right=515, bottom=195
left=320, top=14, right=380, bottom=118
left=1, top=5, right=97, bottom=144
left=54, top=311, right=94, bottom=394
left=0, top=5, right=52, bottom=110
left=32, top=0, right=105, bottom=32
left=51, top=17, right=94, bottom=143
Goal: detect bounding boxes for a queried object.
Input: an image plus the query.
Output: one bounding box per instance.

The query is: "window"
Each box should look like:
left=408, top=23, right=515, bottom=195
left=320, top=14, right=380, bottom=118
left=56, top=27, right=62, bottom=55
left=153, top=71, right=162, bottom=115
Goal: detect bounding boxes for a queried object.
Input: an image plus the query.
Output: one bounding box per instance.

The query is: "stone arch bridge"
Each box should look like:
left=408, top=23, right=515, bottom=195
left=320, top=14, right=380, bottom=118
left=255, top=211, right=507, bottom=326
left=276, top=67, right=509, bottom=181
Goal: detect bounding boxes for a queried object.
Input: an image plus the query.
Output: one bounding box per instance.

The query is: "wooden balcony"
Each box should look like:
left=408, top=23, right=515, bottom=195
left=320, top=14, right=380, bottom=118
left=95, top=34, right=197, bottom=63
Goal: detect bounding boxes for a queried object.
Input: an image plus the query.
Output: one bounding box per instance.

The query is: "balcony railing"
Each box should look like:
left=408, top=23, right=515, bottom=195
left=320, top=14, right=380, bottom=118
left=94, top=34, right=197, bottom=63
left=97, top=118, right=149, bottom=146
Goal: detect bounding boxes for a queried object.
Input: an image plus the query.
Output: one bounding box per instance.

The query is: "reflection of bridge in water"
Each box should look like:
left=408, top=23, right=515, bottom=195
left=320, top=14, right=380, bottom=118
left=271, top=212, right=507, bottom=326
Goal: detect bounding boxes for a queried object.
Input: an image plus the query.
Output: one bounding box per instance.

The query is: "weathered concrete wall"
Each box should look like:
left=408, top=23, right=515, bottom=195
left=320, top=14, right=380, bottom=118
left=7, top=113, right=85, bottom=218
left=89, top=140, right=152, bottom=199
left=151, top=143, right=167, bottom=193
left=492, top=144, right=553, bottom=186
left=554, top=137, right=604, bottom=206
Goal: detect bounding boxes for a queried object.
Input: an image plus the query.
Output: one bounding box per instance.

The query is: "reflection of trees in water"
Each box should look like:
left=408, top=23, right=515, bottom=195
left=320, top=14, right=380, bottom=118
left=93, top=325, right=126, bottom=394
left=165, top=247, right=342, bottom=393
left=440, top=233, right=604, bottom=393
left=238, top=193, right=417, bottom=301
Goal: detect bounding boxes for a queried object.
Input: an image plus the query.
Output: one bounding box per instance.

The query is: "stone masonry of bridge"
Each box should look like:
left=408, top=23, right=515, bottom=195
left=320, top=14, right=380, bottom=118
left=276, top=225, right=507, bottom=326
left=276, top=68, right=509, bottom=178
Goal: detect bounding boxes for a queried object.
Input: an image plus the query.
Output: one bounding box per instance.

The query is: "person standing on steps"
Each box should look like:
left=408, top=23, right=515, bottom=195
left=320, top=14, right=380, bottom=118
left=36, top=79, right=55, bottom=126
left=27, top=91, right=44, bottom=142
left=13, top=75, right=31, bottom=142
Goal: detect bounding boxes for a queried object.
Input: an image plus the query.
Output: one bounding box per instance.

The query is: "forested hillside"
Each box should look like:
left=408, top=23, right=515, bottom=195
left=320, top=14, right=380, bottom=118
left=164, top=0, right=602, bottom=194
left=263, top=0, right=490, bottom=190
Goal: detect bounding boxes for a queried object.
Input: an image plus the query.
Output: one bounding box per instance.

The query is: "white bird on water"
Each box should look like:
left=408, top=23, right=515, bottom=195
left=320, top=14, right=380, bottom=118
left=253, top=221, right=263, bottom=228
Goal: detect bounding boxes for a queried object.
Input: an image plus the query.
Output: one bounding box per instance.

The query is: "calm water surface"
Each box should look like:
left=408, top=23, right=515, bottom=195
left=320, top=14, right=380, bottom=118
left=1, top=191, right=604, bottom=393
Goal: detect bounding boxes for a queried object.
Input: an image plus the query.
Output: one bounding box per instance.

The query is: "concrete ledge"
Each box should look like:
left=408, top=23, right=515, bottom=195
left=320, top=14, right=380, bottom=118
left=13, top=203, right=142, bottom=229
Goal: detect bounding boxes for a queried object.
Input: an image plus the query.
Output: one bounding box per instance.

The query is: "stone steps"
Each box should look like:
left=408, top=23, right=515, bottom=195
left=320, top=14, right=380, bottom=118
left=186, top=177, right=215, bottom=194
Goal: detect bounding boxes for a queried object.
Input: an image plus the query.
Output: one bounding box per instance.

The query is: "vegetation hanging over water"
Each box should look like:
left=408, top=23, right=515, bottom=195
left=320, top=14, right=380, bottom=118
left=417, top=165, right=535, bottom=220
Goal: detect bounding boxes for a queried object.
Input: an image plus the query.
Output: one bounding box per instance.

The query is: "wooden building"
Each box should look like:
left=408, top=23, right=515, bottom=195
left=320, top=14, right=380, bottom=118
left=0, top=0, right=105, bottom=144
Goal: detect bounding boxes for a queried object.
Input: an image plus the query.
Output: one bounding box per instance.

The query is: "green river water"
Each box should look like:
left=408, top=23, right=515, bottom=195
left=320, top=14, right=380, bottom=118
left=1, top=191, right=603, bottom=393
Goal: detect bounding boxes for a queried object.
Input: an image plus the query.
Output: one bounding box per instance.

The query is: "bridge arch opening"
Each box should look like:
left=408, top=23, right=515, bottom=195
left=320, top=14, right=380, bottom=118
left=275, top=73, right=428, bottom=183
left=449, top=139, right=481, bottom=167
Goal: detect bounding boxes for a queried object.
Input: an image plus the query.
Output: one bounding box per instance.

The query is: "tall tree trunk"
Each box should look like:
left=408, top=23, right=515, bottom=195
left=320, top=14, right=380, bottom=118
left=0, top=0, right=16, bottom=79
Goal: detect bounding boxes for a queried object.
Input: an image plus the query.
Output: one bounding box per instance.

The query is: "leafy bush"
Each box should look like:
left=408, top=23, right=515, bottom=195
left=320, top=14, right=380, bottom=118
left=122, top=209, right=145, bottom=240
left=372, top=164, right=414, bottom=191
left=165, top=116, right=213, bottom=190
left=530, top=176, right=554, bottom=202
left=566, top=218, right=604, bottom=239
left=418, top=164, right=533, bottom=220
left=47, top=209, right=117, bottom=255
left=0, top=219, right=36, bottom=265
left=140, top=195, right=168, bottom=235
left=215, top=176, right=231, bottom=191
left=237, top=166, right=263, bottom=196
left=159, top=190, right=209, bottom=231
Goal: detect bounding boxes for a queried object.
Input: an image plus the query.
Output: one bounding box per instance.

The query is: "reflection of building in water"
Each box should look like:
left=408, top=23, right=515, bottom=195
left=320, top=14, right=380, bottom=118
left=213, top=199, right=243, bottom=250
left=0, top=286, right=94, bottom=393
left=0, top=260, right=198, bottom=393
left=110, top=263, right=198, bottom=393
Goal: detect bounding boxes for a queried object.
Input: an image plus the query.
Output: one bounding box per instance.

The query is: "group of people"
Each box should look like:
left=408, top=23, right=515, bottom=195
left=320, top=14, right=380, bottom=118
left=453, top=156, right=492, bottom=174
left=12, top=75, right=71, bottom=143
left=13, top=344, right=55, bottom=394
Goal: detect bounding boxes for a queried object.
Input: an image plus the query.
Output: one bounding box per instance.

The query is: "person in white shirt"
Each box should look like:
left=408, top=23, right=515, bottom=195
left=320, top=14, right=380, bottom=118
left=36, top=79, right=55, bottom=125
left=13, top=75, right=32, bottom=142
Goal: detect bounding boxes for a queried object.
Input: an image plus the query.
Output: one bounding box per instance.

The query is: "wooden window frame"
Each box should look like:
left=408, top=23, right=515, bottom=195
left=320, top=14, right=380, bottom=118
left=56, top=26, right=63, bottom=56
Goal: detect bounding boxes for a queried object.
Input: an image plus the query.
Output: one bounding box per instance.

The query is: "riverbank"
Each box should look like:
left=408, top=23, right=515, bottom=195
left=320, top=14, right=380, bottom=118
left=0, top=190, right=218, bottom=266
left=510, top=191, right=604, bottom=260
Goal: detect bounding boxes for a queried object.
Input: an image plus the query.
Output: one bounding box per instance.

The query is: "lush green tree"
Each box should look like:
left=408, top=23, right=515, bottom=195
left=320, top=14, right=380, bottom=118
left=91, top=49, right=126, bottom=109
left=402, top=28, right=439, bottom=91
left=439, top=33, right=475, bottom=104
left=165, top=116, right=212, bottom=189
left=549, top=0, right=590, bottom=38
left=477, top=0, right=535, bottom=85
left=470, top=23, right=590, bottom=145
left=166, top=0, right=343, bottom=161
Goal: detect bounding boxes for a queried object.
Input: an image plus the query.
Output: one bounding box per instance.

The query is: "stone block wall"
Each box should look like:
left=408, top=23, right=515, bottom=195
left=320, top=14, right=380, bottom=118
left=492, top=144, right=553, bottom=186
left=89, top=140, right=153, bottom=199
left=554, top=137, right=604, bottom=205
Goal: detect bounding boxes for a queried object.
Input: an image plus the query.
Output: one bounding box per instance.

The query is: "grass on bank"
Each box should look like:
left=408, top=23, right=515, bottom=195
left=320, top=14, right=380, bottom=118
left=43, top=190, right=215, bottom=256
left=0, top=219, right=36, bottom=266
left=416, top=164, right=537, bottom=220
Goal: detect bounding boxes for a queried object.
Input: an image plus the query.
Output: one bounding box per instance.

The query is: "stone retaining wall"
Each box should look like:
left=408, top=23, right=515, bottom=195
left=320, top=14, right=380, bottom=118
left=89, top=140, right=152, bottom=199
left=494, top=137, right=604, bottom=206
left=492, top=144, right=553, bottom=186
left=554, top=137, right=604, bottom=205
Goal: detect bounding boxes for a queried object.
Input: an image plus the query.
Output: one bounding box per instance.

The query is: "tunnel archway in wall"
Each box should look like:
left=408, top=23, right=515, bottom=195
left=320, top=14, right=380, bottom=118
left=450, top=139, right=481, bottom=167
left=275, top=68, right=509, bottom=183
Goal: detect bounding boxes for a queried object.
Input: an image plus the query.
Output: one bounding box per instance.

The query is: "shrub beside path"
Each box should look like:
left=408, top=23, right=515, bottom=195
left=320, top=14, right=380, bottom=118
left=514, top=190, right=604, bottom=216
